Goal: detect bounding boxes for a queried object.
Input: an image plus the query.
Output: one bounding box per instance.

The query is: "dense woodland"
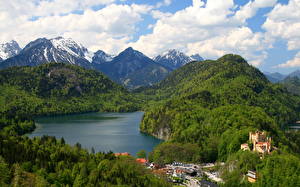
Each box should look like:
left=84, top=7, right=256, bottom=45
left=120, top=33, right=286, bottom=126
left=0, top=63, right=170, bottom=186
left=0, top=134, right=171, bottom=186
left=0, top=63, right=143, bottom=134
left=1, top=56, right=300, bottom=186
left=139, top=55, right=300, bottom=185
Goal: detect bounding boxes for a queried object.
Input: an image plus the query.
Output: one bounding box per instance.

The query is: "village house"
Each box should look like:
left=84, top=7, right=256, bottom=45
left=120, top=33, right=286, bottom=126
left=114, top=152, right=130, bottom=156
left=136, top=158, right=148, bottom=165
left=246, top=170, right=258, bottom=183
left=172, top=169, right=186, bottom=182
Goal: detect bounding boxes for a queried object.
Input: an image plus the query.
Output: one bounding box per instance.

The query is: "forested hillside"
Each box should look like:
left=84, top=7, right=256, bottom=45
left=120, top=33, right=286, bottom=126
left=140, top=54, right=300, bottom=185
left=0, top=63, right=172, bottom=186
left=0, top=134, right=170, bottom=186
left=0, top=63, right=141, bottom=135
left=141, top=54, right=300, bottom=139
left=1, top=55, right=300, bottom=186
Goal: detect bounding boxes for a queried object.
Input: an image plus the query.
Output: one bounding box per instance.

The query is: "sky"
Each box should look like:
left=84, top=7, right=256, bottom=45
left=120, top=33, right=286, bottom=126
left=0, top=0, right=299, bottom=74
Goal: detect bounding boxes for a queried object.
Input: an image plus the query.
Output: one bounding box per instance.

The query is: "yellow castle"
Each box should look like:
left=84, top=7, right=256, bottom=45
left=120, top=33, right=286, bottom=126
left=241, top=131, right=272, bottom=154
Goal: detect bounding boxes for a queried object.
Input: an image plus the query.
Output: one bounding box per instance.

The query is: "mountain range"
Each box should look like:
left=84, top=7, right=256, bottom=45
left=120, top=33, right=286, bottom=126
left=95, top=47, right=171, bottom=89
left=264, top=72, right=287, bottom=83
left=0, top=37, right=203, bottom=88
left=264, top=70, right=300, bottom=84
left=5, top=37, right=300, bottom=90
left=0, top=37, right=93, bottom=69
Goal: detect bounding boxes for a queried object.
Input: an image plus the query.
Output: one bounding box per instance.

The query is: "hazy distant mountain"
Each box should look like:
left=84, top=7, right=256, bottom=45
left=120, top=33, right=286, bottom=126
left=190, top=54, right=204, bottom=62
left=95, top=47, right=171, bottom=89
left=286, top=70, right=300, bottom=78
left=0, top=40, right=21, bottom=62
left=281, top=76, right=300, bottom=95
left=154, top=49, right=203, bottom=70
left=0, top=37, right=93, bottom=69
left=279, top=70, right=300, bottom=95
left=264, top=72, right=286, bottom=83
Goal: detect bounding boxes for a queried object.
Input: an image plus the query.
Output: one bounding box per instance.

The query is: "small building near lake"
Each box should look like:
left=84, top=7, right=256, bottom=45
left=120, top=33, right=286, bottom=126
left=136, top=158, right=148, bottom=165
left=114, top=152, right=131, bottom=156
left=246, top=170, right=258, bottom=183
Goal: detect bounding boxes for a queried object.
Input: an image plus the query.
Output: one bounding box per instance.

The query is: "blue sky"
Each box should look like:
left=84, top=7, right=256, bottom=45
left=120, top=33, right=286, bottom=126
left=0, top=0, right=299, bottom=74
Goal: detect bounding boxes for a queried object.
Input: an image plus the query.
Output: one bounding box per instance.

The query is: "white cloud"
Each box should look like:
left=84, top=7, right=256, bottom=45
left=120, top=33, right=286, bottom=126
left=276, top=51, right=300, bottom=68
left=187, top=27, right=268, bottom=66
left=192, top=0, right=205, bottom=8
left=151, top=10, right=172, bottom=19
left=263, top=0, right=300, bottom=68
left=234, top=0, right=277, bottom=23
left=130, top=0, right=275, bottom=66
left=0, top=2, right=151, bottom=54
left=263, top=0, right=300, bottom=50
left=0, top=0, right=115, bottom=17
left=0, top=0, right=293, bottom=68
left=156, top=0, right=172, bottom=8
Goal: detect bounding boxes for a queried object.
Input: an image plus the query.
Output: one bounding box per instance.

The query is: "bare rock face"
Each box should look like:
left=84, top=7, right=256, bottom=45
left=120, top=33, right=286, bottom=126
left=154, top=127, right=171, bottom=140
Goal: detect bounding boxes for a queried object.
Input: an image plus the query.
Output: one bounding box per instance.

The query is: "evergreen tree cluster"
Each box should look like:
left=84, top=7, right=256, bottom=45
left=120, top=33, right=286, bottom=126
left=139, top=55, right=300, bottom=185
left=0, top=134, right=170, bottom=186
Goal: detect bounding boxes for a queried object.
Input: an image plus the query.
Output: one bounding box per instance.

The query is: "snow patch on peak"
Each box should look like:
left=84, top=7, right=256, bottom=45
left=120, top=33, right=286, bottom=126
left=156, top=49, right=193, bottom=66
left=84, top=51, right=94, bottom=63
left=92, top=50, right=114, bottom=64
left=154, top=49, right=203, bottom=70
left=0, top=40, right=21, bottom=60
left=50, top=37, right=92, bottom=62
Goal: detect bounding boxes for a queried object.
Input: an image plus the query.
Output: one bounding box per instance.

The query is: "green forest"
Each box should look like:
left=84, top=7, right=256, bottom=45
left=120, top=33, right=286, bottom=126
left=139, top=55, right=300, bottom=185
left=0, top=63, right=169, bottom=186
left=1, top=56, right=300, bottom=186
left=0, top=134, right=171, bottom=186
left=0, top=63, right=143, bottom=134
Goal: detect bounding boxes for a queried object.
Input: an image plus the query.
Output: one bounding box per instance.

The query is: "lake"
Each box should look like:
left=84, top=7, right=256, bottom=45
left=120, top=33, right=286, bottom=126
left=27, top=112, right=162, bottom=156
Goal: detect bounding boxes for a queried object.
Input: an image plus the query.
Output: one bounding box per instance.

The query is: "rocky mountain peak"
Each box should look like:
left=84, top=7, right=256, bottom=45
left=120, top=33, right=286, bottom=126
left=154, top=49, right=203, bottom=70
left=0, top=40, right=22, bottom=60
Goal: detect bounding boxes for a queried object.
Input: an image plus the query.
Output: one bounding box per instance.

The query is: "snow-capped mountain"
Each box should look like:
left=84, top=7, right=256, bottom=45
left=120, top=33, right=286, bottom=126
left=92, top=50, right=114, bottom=64
left=0, top=40, right=21, bottom=61
left=154, top=49, right=203, bottom=70
left=0, top=37, right=92, bottom=69
left=95, top=47, right=171, bottom=89
left=0, top=37, right=204, bottom=88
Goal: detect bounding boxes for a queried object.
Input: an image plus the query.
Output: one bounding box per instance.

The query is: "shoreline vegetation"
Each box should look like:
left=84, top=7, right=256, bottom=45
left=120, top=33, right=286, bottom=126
left=0, top=63, right=171, bottom=186
left=1, top=55, right=300, bottom=186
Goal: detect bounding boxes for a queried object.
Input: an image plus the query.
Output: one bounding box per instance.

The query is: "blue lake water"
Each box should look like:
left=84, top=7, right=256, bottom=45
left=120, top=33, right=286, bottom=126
left=27, top=112, right=162, bottom=155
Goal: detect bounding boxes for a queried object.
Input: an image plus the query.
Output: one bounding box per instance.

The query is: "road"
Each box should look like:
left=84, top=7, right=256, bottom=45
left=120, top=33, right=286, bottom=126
left=185, top=176, right=200, bottom=187
left=203, top=171, right=223, bottom=183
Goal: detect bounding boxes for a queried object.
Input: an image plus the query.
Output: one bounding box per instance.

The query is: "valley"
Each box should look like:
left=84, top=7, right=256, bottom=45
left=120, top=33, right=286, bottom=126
left=0, top=43, right=300, bottom=186
left=28, top=112, right=162, bottom=156
left=1, top=0, right=300, bottom=186
left=0, top=38, right=204, bottom=89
